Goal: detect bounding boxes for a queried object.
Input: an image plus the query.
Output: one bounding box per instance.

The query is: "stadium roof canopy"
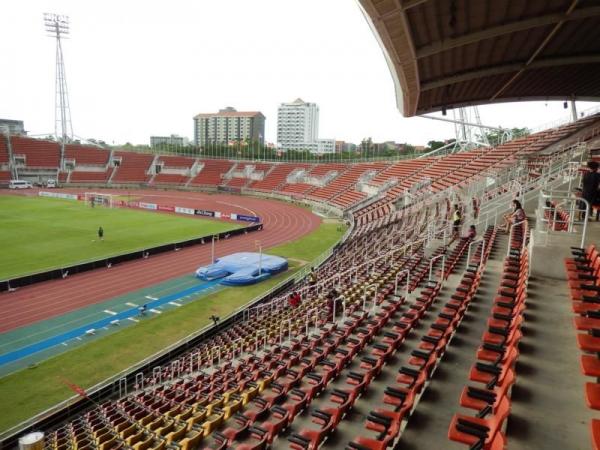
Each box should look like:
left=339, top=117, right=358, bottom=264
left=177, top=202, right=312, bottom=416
left=358, top=0, right=600, bottom=116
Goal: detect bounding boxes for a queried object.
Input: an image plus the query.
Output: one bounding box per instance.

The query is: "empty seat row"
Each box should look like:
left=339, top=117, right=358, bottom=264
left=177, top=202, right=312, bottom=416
left=448, top=221, right=529, bottom=450
left=564, top=244, right=600, bottom=449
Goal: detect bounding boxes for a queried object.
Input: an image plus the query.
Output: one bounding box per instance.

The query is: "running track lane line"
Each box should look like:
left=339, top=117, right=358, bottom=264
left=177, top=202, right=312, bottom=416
left=0, top=191, right=320, bottom=333
left=0, top=280, right=221, bottom=366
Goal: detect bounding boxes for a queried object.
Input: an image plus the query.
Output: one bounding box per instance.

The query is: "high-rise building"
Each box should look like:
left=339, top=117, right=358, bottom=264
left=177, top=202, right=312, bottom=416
left=276, top=99, right=334, bottom=153
left=277, top=98, right=319, bottom=151
left=0, top=119, right=26, bottom=135
left=193, top=107, right=265, bottom=147
left=150, top=135, right=188, bottom=147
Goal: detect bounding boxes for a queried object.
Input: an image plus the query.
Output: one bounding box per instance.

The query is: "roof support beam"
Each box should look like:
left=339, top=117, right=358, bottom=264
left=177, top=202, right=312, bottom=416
left=415, top=5, right=600, bottom=59
left=491, top=0, right=580, bottom=100
left=421, top=54, right=600, bottom=91
left=379, top=0, right=429, bottom=21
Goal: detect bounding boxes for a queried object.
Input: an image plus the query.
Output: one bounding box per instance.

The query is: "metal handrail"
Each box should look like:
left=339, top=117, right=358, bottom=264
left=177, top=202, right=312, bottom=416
left=507, top=220, right=529, bottom=256
left=429, top=254, right=446, bottom=281
left=5, top=122, right=593, bottom=441
left=394, top=269, right=410, bottom=298
left=537, top=189, right=589, bottom=248
left=467, top=238, right=485, bottom=268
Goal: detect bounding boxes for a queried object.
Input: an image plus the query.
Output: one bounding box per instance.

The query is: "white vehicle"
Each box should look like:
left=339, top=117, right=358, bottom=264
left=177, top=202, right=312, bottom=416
left=46, top=179, right=57, bottom=188
left=9, top=180, right=33, bottom=189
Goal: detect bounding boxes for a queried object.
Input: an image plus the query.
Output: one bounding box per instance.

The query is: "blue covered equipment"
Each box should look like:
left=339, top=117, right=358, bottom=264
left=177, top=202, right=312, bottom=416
left=195, top=252, right=288, bottom=285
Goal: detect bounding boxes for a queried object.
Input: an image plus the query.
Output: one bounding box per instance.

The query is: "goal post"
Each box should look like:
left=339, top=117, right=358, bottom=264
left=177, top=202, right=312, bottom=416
left=84, top=192, right=114, bottom=208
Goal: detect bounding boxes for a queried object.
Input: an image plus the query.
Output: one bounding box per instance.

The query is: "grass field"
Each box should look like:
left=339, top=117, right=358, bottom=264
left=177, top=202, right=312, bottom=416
left=0, top=196, right=241, bottom=280
left=0, top=221, right=345, bottom=433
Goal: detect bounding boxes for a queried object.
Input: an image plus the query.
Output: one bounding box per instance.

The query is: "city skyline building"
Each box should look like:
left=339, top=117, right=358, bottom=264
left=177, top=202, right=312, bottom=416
left=194, top=107, right=265, bottom=147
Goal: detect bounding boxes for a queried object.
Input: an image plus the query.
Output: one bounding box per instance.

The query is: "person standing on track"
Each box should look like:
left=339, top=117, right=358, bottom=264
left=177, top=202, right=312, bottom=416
left=98, top=226, right=104, bottom=241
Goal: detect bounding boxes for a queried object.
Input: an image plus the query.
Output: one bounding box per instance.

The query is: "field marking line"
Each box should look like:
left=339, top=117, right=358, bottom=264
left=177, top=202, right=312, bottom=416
left=62, top=342, right=68, bottom=346
left=76, top=337, right=82, bottom=341
left=104, top=310, right=117, bottom=315
left=169, top=302, right=181, bottom=307
left=0, top=311, right=109, bottom=351
left=125, top=302, right=138, bottom=307
left=216, top=200, right=257, bottom=217
left=128, top=317, right=139, bottom=323
left=150, top=309, right=162, bottom=314
left=145, top=296, right=158, bottom=301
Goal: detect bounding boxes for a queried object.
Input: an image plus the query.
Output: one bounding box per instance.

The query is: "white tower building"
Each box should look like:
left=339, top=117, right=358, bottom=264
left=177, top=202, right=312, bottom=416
left=276, top=99, right=321, bottom=151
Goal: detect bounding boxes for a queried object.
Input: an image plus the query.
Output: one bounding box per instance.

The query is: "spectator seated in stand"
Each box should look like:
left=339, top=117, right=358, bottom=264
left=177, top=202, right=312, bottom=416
left=289, top=292, right=301, bottom=308
left=500, top=199, right=526, bottom=233
left=466, top=225, right=476, bottom=240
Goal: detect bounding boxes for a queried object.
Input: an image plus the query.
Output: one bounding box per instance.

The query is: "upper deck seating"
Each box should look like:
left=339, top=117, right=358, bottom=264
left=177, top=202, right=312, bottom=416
left=189, top=160, right=235, bottom=186
left=64, top=145, right=110, bottom=166
left=0, top=135, right=10, bottom=165
left=248, top=164, right=307, bottom=191
left=11, top=136, right=60, bottom=168
left=111, top=152, right=154, bottom=183
left=157, top=155, right=195, bottom=169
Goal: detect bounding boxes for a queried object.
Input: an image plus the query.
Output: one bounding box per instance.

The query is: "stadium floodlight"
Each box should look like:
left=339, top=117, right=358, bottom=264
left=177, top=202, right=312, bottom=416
left=44, top=13, right=73, bottom=169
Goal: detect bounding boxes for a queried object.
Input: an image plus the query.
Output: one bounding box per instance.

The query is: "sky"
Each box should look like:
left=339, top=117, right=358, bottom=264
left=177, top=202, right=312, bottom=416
left=1, top=0, right=598, bottom=146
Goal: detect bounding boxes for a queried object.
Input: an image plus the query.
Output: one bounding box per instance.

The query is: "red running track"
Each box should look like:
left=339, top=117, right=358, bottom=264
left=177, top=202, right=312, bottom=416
left=0, top=189, right=321, bottom=334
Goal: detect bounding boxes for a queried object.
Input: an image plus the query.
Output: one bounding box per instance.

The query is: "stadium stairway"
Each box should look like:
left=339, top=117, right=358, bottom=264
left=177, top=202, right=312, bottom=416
left=336, top=229, right=496, bottom=450
left=509, top=222, right=600, bottom=450
left=327, top=228, right=502, bottom=450
left=38, top=202, right=445, bottom=450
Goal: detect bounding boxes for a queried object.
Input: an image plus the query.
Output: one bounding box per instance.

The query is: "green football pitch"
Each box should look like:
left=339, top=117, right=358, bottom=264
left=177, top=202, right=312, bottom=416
left=0, top=196, right=241, bottom=280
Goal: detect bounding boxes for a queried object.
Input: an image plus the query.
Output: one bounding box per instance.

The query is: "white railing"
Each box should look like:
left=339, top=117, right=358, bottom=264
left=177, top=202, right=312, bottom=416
left=529, top=103, right=600, bottom=135
left=536, top=189, right=590, bottom=248
left=6, top=121, right=593, bottom=441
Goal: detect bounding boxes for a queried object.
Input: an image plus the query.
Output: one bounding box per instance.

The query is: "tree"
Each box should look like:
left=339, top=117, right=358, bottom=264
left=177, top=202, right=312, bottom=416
left=426, top=140, right=446, bottom=151
left=360, top=137, right=373, bottom=153
left=403, top=143, right=416, bottom=154
left=479, top=127, right=530, bottom=147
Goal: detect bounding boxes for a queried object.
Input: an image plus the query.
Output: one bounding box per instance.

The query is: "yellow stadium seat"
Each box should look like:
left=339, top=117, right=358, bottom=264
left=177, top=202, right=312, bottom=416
left=93, top=427, right=110, bottom=440
left=126, top=431, right=144, bottom=446
left=221, top=398, right=242, bottom=420
left=206, top=397, right=224, bottom=415
left=150, top=439, right=165, bottom=450
left=240, top=384, right=259, bottom=405
left=175, top=407, right=193, bottom=422
left=115, top=420, right=131, bottom=433
left=179, top=431, right=203, bottom=450
left=165, top=423, right=187, bottom=444
left=138, top=415, right=154, bottom=427
left=133, top=435, right=153, bottom=450
left=99, top=436, right=117, bottom=450
left=156, top=420, right=175, bottom=437
left=119, top=424, right=137, bottom=440
left=201, top=412, right=224, bottom=435
left=186, top=409, right=207, bottom=431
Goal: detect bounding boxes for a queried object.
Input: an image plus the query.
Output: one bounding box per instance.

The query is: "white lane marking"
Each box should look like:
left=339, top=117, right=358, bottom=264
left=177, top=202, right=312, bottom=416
left=145, top=296, right=158, bottom=301
left=150, top=309, right=162, bottom=314
left=126, top=302, right=138, bottom=307
left=104, top=310, right=117, bottom=315
left=128, top=318, right=139, bottom=323
left=62, top=342, right=68, bottom=346
left=169, top=302, right=182, bottom=307
left=216, top=200, right=257, bottom=217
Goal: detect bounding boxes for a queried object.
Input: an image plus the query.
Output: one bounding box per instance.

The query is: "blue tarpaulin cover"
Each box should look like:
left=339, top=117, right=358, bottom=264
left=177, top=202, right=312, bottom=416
left=195, top=252, right=288, bottom=285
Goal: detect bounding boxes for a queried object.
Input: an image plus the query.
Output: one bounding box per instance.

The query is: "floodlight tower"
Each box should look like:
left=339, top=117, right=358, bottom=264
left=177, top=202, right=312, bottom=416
left=452, top=106, right=490, bottom=152
left=44, top=13, right=73, bottom=167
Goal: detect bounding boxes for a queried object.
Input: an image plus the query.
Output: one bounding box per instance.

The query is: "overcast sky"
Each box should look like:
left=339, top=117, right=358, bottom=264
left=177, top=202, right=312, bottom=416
left=1, top=0, right=598, bottom=146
